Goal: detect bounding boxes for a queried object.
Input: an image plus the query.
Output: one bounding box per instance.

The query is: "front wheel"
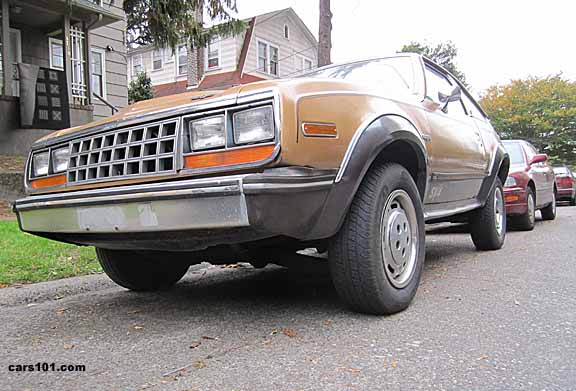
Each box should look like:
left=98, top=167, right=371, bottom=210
left=541, top=191, right=557, bottom=220
left=513, top=187, right=535, bottom=231
left=469, top=178, right=506, bottom=251
left=96, top=248, right=190, bottom=291
left=329, top=163, right=425, bottom=315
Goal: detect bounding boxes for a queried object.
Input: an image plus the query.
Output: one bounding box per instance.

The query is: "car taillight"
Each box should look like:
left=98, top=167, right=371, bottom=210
left=557, top=176, right=573, bottom=187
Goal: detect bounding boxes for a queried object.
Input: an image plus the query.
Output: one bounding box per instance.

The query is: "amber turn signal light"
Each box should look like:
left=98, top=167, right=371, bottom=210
left=302, top=122, right=337, bottom=137
left=505, top=194, right=520, bottom=203
left=30, top=174, right=67, bottom=189
left=184, top=144, right=275, bottom=170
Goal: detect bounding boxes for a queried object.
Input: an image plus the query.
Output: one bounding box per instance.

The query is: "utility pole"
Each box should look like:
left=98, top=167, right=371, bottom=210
left=318, top=0, right=332, bottom=67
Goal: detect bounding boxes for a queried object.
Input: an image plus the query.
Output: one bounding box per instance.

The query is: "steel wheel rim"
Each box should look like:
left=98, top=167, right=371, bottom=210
left=380, top=189, right=419, bottom=289
left=527, top=192, right=535, bottom=225
left=494, top=187, right=504, bottom=236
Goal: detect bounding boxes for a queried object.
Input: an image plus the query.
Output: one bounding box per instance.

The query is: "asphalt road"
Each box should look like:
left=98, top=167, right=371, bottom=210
left=1, top=206, right=575, bottom=391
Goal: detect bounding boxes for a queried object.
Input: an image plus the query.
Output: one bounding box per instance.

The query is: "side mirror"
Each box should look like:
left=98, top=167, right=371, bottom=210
left=529, top=154, right=548, bottom=165
left=438, top=86, right=462, bottom=113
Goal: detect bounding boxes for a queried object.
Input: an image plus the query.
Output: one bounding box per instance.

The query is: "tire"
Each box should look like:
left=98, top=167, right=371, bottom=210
left=513, top=187, right=535, bottom=231
left=329, top=163, right=425, bottom=315
left=470, top=178, right=506, bottom=251
left=96, top=248, right=190, bottom=291
left=570, top=195, right=576, bottom=206
left=541, top=190, right=557, bottom=220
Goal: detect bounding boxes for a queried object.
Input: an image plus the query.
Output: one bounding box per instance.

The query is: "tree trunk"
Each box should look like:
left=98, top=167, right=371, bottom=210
left=187, top=7, right=204, bottom=88
left=318, top=0, right=332, bottom=67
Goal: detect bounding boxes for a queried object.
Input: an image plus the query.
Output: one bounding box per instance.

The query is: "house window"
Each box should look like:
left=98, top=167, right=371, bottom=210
left=303, top=57, right=313, bottom=72
left=206, top=38, right=220, bottom=70
left=91, top=48, right=106, bottom=98
left=257, top=40, right=279, bottom=76
left=132, top=55, right=143, bottom=78
left=152, top=49, right=163, bottom=70
left=70, top=25, right=87, bottom=105
left=177, top=44, right=187, bottom=75
left=284, top=24, right=289, bottom=39
left=49, top=38, right=64, bottom=71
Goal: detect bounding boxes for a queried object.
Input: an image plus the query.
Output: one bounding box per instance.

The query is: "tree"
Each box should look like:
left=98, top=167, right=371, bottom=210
left=123, top=0, right=245, bottom=51
left=128, top=72, right=154, bottom=103
left=318, top=0, right=332, bottom=67
left=480, top=75, right=576, bottom=167
left=400, top=41, right=467, bottom=86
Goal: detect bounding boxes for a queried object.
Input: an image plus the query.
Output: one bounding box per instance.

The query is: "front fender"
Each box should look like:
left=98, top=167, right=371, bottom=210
left=305, top=114, right=429, bottom=240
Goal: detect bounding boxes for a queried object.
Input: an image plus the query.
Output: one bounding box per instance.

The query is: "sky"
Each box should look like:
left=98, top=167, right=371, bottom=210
left=233, top=0, right=576, bottom=96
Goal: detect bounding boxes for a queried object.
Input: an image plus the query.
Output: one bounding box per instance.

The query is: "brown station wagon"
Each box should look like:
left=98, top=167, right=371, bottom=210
left=14, top=54, right=510, bottom=315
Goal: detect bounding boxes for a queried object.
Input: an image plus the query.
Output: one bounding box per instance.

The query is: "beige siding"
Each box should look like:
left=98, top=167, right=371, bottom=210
left=127, top=47, right=187, bottom=87
left=243, top=11, right=318, bottom=80
left=90, top=0, right=128, bottom=120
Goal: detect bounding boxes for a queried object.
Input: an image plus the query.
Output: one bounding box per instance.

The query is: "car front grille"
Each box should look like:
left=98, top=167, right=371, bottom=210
left=67, top=119, right=179, bottom=184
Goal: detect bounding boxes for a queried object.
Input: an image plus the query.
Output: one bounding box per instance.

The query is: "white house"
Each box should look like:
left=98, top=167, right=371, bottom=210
left=127, top=8, right=318, bottom=96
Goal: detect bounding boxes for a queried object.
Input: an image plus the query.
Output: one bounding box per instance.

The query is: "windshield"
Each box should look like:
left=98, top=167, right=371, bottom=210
left=553, top=167, right=569, bottom=175
left=300, top=57, right=416, bottom=96
left=503, top=142, right=525, bottom=165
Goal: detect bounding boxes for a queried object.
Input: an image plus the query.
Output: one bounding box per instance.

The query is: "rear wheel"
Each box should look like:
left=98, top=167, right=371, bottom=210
left=329, top=163, right=425, bottom=315
left=513, top=187, right=535, bottom=231
left=541, top=191, right=557, bottom=220
left=96, top=248, right=190, bottom=291
left=570, top=194, right=576, bottom=206
left=470, top=178, right=506, bottom=250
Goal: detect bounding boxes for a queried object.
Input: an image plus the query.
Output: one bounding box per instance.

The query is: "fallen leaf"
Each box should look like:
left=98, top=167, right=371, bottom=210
left=193, top=360, right=206, bottom=369
left=56, top=308, right=67, bottom=315
left=391, top=361, right=398, bottom=368
left=324, top=320, right=332, bottom=327
left=201, top=335, right=217, bottom=340
left=133, top=325, right=144, bottom=330
left=189, top=341, right=202, bottom=349
left=282, top=328, right=298, bottom=338
left=63, top=344, right=74, bottom=350
left=477, top=355, right=489, bottom=361
left=262, top=340, right=272, bottom=346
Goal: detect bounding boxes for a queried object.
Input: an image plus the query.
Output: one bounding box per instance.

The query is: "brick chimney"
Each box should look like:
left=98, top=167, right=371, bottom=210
left=187, top=8, right=204, bottom=88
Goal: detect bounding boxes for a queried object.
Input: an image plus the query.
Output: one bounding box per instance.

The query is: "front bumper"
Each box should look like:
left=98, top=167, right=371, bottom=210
left=556, top=188, right=575, bottom=201
left=504, top=187, right=527, bottom=215
left=14, top=167, right=336, bottom=250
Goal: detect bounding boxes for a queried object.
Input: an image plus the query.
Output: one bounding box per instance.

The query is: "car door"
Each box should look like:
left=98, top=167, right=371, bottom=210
left=421, top=64, right=487, bottom=204
left=523, top=142, right=552, bottom=207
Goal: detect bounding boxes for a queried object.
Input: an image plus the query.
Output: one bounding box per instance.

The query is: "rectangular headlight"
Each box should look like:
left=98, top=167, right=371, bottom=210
left=233, top=106, right=274, bottom=145
left=190, top=115, right=226, bottom=151
left=52, top=146, right=70, bottom=173
left=32, top=151, right=50, bottom=177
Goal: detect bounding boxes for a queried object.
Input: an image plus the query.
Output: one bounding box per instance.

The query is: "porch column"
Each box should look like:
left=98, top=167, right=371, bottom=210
left=1, top=0, right=12, bottom=96
left=63, top=12, right=72, bottom=103
left=83, top=21, right=93, bottom=105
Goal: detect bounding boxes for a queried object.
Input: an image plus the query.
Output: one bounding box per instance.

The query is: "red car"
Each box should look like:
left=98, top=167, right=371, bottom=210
left=502, top=140, right=557, bottom=230
left=553, top=165, right=576, bottom=205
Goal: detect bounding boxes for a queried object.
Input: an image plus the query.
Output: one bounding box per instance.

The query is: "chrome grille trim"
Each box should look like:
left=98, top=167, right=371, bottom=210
left=66, top=119, right=179, bottom=185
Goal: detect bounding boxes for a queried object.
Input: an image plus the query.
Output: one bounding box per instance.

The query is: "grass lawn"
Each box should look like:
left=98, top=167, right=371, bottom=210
left=0, top=220, right=101, bottom=286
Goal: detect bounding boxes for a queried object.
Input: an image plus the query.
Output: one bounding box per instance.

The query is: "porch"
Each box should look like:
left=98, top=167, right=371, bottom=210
left=0, top=0, right=122, bottom=155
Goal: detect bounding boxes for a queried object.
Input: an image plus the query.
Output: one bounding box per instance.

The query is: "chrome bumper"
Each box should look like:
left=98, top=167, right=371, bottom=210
left=14, top=169, right=336, bottom=240
left=15, top=176, right=251, bottom=233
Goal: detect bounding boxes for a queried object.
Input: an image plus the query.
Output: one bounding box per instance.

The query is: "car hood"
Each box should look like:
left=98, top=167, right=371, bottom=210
left=507, top=163, right=528, bottom=175
left=35, top=77, right=384, bottom=146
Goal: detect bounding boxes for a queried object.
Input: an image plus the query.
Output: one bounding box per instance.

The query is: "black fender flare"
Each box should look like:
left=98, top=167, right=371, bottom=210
left=477, top=144, right=509, bottom=206
left=305, top=114, right=429, bottom=240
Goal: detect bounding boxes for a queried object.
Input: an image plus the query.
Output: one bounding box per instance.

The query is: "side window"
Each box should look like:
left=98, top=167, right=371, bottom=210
left=524, top=143, right=537, bottom=162
left=460, top=92, right=485, bottom=120
left=425, top=67, right=466, bottom=117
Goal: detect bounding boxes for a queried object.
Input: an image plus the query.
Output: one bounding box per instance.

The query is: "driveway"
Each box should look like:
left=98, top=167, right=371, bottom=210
left=1, top=207, right=575, bottom=391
